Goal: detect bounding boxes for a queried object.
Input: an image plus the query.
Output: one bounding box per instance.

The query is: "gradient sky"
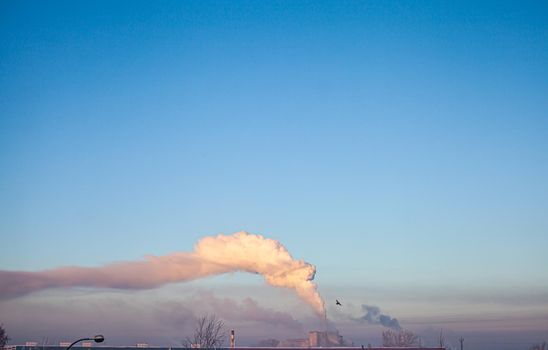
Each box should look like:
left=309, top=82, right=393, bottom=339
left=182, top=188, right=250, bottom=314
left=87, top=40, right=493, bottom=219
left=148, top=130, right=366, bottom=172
left=1, top=1, right=547, bottom=350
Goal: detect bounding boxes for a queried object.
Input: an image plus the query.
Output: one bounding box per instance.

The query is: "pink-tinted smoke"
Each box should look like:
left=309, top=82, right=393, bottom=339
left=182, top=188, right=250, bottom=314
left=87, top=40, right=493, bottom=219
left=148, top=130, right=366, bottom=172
left=0, top=231, right=325, bottom=317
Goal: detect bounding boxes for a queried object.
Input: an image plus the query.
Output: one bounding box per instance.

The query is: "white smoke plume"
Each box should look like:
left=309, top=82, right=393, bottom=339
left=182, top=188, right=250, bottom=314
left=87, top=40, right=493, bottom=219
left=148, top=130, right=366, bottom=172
left=0, top=231, right=326, bottom=317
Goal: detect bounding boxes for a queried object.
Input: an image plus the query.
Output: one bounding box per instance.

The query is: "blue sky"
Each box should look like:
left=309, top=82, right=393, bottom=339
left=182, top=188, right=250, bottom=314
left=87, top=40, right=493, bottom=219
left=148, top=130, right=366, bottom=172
left=1, top=1, right=547, bottom=348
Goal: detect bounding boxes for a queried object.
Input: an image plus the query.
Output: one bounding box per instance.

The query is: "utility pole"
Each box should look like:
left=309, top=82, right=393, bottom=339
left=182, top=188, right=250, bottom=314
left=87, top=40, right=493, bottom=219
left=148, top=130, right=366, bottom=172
left=459, top=337, right=464, bottom=350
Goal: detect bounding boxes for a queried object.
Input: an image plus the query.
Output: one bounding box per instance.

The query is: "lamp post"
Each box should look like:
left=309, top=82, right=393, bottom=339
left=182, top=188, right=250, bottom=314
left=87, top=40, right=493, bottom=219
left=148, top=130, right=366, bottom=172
left=66, top=335, right=105, bottom=350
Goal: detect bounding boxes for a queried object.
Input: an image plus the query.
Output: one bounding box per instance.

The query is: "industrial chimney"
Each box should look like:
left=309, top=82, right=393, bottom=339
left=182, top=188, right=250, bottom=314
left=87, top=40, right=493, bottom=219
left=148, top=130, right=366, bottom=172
left=230, top=330, right=235, bottom=348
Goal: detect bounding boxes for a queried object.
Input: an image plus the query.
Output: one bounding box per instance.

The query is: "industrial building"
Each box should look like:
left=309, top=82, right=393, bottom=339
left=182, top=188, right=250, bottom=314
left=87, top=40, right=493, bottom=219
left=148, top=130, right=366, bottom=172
left=277, top=330, right=344, bottom=347
left=5, top=345, right=443, bottom=350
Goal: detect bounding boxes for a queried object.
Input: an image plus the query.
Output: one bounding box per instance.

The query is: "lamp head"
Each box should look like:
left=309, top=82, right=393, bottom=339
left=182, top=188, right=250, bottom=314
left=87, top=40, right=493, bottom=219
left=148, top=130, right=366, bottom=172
left=93, top=335, right=105, bottom=343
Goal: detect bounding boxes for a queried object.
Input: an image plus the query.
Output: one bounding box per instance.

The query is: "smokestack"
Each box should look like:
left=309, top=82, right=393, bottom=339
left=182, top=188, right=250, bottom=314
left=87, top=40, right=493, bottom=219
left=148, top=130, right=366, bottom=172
left=230, top=330, right=235, bottom=348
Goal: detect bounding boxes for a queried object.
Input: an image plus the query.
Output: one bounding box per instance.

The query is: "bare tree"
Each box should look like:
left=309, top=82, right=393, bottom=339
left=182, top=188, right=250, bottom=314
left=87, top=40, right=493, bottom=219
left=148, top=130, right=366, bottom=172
left=0, top=324, right=9, bottom=349
left=438, top=329, right=445, bottom=348
left=382, top=329, right=420, bottom=347
left=530, top=342, right=546, bottom=350
left=183, top=315, right=225, bottom=349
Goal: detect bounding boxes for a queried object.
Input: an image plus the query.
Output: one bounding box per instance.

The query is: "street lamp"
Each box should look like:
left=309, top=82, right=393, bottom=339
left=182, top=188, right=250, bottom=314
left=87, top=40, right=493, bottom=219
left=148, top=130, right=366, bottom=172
left=66, top=335, right=105, bottom=350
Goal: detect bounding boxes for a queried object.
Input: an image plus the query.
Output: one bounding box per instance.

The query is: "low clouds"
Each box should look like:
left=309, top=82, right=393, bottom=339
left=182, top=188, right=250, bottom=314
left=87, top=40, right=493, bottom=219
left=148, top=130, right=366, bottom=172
left=156, top=292, right=303, bottom=331
left=0, top=289, right=303, bottom=345
left=197, top=292, right=303, bottom=330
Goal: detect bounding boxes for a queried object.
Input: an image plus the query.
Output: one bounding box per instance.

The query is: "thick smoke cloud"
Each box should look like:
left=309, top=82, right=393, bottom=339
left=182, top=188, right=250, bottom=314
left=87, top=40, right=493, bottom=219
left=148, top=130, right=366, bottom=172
left=351, top=304, right=401, bottom=330
left=0, top=231, right=325, bottom=317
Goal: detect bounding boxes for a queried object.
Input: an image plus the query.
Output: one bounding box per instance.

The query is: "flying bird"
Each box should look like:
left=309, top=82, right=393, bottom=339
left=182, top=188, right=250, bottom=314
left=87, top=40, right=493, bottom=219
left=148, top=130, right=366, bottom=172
left=336, top=299, right=342, bottom=306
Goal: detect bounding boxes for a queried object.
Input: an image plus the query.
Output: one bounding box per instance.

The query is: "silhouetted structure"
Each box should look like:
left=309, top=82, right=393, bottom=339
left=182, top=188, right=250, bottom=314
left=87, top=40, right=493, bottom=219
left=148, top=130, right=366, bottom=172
left=6, top=346, right=445, bottom=350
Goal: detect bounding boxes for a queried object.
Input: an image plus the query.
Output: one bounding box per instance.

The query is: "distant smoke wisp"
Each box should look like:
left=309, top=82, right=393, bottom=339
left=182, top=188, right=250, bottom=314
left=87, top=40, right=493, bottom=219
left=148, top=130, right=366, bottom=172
left=351, top=304, right=401, bottom=330
left=0, top=231, right=325, bottom=317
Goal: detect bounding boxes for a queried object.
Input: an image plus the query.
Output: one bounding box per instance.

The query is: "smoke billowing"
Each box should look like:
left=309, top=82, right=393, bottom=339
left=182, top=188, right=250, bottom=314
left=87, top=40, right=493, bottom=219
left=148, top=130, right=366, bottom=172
left=351, top=304, right=401, bottom=330
left=0, top=231, right=325, bottom=317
